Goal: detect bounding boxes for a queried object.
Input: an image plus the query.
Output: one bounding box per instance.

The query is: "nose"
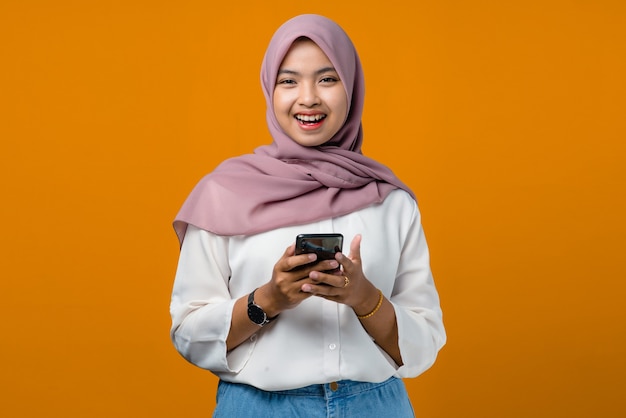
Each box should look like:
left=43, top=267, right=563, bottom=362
left=298, top=82, right=320, bottom=107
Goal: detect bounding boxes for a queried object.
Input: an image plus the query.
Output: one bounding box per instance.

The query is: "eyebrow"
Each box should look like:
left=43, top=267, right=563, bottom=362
left=277, top=66, right=338, bottom=76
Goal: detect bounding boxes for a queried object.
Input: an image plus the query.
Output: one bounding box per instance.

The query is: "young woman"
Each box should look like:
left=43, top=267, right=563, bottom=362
left=170, top=14, right=446, bottom=417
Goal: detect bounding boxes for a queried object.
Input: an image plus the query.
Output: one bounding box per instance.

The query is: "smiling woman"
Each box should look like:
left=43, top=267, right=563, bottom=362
left=273, top=37, right=348, bottom=147
left=170, top=13, right=445, bottom=418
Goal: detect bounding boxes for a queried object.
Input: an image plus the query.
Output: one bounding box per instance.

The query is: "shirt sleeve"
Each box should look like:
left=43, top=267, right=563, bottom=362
left=391, top=201, right=447, bottom=377
left=169, top=225, right=251, bottom=373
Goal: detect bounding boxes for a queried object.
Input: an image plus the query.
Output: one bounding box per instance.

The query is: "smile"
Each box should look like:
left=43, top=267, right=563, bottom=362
left=295, top=114, right=327, bottom=125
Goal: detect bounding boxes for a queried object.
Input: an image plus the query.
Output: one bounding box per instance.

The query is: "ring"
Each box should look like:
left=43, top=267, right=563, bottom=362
left=343, top=276, right=350, bottom=288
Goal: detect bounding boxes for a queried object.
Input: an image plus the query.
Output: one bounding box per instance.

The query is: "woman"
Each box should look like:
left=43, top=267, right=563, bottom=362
left=170, top=14, right=446, bottom=417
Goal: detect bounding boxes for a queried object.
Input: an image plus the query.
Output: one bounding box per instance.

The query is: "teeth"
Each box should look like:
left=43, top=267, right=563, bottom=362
left=296, top=114, right=326, bottom=122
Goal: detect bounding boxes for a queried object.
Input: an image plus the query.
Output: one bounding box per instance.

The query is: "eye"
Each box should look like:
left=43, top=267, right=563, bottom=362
left=320, top=76, right=339, bottom=83
left=276, top=78, right=296, bottom=85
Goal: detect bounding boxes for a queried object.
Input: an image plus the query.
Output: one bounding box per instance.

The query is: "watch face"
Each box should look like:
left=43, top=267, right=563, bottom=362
left=248, top=304, right=267, bottom=325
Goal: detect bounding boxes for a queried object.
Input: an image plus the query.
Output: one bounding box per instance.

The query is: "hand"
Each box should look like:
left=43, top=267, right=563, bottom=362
left=255, top=243, right=341, bottom=316
left=225, top=243, right=339, bottom=351
left=301, top=234, right=379, bottom=313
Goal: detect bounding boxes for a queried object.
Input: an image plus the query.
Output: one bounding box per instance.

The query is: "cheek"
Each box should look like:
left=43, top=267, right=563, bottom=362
left=272, top=91, right=289, bottom=118
left=324, top=88, right=349, bottom=120
left=272, top=93, right=293, bottom=134
left=333, top=96, right=349, bottom=122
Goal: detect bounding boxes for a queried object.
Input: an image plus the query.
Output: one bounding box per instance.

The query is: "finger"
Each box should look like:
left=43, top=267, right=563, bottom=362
left=285, top=243, right=296, bottom=256
left=348, top=234, right=362, bottom=261
left=278, top=243, right=318, bottom=272
left=301, top=282, right=342, bottom=296
left=289, top=253, right=318, bottom=271
left=308, top=259, right=340, bottom=275
left=309, top=269, right=344, bottom=287
left=335, top=234, right=361, bottom=270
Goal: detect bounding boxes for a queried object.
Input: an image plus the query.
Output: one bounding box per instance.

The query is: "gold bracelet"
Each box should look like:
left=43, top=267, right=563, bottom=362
left=356, top=289, right=384, bottom=319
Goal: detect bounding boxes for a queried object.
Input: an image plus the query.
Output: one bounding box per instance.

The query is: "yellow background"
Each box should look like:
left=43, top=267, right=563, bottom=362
left=1, top=1, right=624, bottom=416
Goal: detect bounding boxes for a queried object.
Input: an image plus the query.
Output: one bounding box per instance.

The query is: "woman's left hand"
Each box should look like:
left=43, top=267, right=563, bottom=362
left=301, top=234, right=380, bottom=313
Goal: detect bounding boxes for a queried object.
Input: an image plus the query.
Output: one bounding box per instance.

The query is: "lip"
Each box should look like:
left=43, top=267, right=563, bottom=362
left=294, top=112, right=326, bottom=130
left=295, top=117, right=325, bottom=131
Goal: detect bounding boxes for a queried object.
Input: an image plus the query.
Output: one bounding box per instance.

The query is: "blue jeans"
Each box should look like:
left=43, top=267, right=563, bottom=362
left=213, top=377, right=415, bottom=418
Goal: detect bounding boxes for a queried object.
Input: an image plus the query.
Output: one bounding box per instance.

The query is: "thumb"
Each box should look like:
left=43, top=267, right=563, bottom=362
left=348, top=234, right=362, bottom=261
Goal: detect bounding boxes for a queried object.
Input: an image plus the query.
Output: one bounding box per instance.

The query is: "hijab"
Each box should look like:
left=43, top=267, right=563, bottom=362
left=174, top=14, right=414, bottom=244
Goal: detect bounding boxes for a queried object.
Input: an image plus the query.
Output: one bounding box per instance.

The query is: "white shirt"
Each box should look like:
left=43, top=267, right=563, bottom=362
left=170, top=189, right=446, bottom=391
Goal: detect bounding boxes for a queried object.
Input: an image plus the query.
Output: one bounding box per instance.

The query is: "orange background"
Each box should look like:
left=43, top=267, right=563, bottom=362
left=1, top=1, right=625, bottom=417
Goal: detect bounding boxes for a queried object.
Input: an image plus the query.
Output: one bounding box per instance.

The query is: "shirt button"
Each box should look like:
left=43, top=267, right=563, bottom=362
left=329, top=343, right=337, bottom=350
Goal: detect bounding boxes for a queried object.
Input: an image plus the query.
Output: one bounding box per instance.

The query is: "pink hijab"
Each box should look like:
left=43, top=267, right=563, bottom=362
left=174, top=14, right=414, bottom=243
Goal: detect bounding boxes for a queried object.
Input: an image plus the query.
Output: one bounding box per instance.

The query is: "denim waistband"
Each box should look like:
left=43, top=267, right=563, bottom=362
left=215, top=377, right=414, bottom=417
left=260, top=377, right=399, bottom=398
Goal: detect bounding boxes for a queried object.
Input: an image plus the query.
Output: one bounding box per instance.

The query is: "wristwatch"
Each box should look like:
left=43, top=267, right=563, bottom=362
left=247, top=288, right=278, bottom=326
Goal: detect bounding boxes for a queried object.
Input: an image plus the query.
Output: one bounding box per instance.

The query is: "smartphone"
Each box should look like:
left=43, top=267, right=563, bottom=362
left=295, top=233, right=343, bottom=272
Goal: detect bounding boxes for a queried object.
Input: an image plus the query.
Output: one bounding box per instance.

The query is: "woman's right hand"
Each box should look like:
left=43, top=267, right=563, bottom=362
left=226, top=243, right=339, bottom=351
left=255, top=244, right=340, bottom=316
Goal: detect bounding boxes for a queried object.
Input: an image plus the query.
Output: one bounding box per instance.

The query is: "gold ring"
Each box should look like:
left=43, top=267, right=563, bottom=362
left=343, top=276, right=350, bottom=288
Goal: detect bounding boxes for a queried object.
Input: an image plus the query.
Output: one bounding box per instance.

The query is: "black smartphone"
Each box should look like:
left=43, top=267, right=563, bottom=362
left=295, top=233, right=343, bottom=272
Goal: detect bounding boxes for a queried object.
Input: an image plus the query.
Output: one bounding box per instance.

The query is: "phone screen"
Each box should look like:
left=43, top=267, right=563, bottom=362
left=295, top=233, right=343, bottom=260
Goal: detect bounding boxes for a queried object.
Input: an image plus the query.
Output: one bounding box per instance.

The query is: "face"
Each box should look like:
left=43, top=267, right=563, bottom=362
left=273, top=39, right=349, bottom=147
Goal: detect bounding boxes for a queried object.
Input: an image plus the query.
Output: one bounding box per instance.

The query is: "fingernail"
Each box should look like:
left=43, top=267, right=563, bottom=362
left=302, top=284, right=312, bottom=293
left=308, top=254, right=317, bottom=261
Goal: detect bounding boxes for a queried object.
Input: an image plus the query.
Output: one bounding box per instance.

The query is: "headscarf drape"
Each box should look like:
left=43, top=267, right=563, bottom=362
left=174, top=14, right=414, bottom=244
